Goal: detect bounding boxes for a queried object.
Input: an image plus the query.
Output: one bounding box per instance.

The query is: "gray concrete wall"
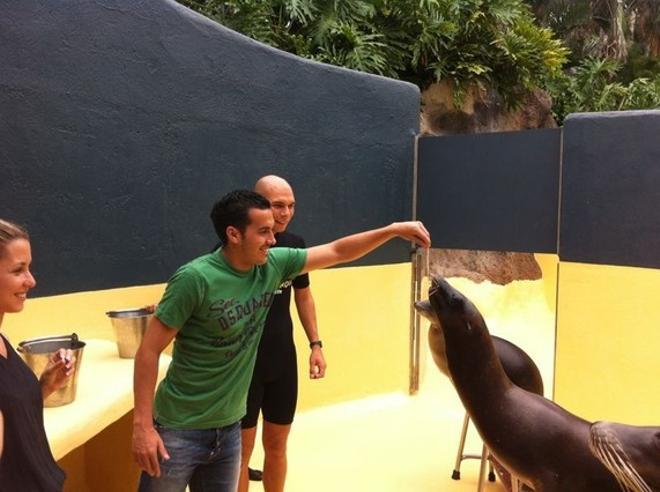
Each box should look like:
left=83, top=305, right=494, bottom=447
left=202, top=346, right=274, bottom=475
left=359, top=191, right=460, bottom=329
left=417, top=129, right=561, bottom=253
left=417, top=110, right=660, bottom=269
left=0, top=0, right=420, bottom=296
left=560, top=110, right=660, bottom=268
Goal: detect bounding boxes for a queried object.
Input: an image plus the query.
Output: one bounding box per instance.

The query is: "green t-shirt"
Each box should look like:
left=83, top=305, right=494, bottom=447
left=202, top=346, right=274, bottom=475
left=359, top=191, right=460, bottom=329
left=153, top=247, right=307, bottom=429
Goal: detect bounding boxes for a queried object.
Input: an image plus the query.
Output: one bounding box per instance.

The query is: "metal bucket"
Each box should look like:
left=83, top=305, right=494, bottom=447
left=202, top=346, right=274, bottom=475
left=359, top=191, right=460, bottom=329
left=18, top=333, right=85, bottom=407
left=106, top=308, right=152, bottom=358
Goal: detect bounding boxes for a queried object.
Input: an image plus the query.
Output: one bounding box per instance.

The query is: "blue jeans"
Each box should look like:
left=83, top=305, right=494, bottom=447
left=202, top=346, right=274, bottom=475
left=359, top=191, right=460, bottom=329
left=138, top=421, right=241, bottom=492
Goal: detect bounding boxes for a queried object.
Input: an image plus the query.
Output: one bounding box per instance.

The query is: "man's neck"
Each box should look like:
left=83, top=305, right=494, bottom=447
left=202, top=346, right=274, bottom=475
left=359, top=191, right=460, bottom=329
left=220, top=247, right=253, bottom=273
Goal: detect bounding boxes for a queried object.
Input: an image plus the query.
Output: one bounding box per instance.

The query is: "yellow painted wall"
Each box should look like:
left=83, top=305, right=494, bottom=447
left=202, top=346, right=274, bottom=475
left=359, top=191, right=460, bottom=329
left=17, top=253, right=660, bottom=486
left=294, top=263, right=412, bottom=409
left=555, top=261, right=660, bottom=424
left=3, top=262, right=412, bottom=491
left=417, top=253, right=558, bottom=397
left=2, top=284, right=166, bottom=344
left=5, top=262, right=412, bottom=407
left=58, top=411, right=140, bottom=492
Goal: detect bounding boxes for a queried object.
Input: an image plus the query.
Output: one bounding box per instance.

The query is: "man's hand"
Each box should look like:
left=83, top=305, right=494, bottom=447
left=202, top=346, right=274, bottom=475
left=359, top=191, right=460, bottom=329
left=309, top=347, right=327, bottom=379
left=391, top=221, right=431, bottom=249
left=132, top=424, right=170, bottom=477
left=303, top=220, right=431, bottom=274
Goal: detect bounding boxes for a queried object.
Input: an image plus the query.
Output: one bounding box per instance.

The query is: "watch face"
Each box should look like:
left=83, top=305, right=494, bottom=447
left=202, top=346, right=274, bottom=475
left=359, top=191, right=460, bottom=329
left=310, top=340, right=322, bottom=349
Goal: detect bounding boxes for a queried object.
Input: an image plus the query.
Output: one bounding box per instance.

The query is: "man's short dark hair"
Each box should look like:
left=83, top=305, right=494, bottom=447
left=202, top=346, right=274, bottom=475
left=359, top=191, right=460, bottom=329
left=210, top=190, right=271, bottom=243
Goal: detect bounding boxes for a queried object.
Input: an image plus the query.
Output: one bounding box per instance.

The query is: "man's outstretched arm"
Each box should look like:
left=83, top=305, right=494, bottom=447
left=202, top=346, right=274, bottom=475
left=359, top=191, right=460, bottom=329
left=301, top=221, right=430, bottom=274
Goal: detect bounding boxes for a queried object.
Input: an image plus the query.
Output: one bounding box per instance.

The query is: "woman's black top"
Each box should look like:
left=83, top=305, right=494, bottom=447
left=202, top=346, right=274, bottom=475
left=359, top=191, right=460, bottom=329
left=0, top=334, right=65, bottom=491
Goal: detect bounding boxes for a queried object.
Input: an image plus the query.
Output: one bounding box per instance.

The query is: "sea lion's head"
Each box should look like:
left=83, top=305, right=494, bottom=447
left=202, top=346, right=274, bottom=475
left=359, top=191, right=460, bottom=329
left=414, top=276, right=486, bottom=378
left=426, top=276, right=493, bottom=362
left=425, top=276, right=505, bottom=391
left=427, top=276, right=485, bottom=334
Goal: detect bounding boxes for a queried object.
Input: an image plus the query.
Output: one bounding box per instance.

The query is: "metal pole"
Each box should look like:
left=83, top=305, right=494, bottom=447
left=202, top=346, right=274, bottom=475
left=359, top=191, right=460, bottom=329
left=409, top=134, right=422, bottom=394
left=409, top=248, right=423, bottom=394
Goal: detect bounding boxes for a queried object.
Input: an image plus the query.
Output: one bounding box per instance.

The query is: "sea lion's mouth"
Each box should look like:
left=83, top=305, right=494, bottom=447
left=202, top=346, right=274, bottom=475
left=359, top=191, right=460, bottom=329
left=429, top=276, right=455, bottom=304
left=429, top=276, right=441, bottom=296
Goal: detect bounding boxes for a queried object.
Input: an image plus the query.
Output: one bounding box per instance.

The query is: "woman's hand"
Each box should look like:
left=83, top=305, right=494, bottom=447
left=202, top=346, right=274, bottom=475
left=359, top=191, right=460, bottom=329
left=39, top=348, right=75, bottom=400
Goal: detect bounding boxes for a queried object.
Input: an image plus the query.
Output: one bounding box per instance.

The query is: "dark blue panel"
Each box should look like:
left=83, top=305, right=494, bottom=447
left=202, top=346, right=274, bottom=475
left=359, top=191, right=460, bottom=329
left=560, top=110, right=660, bottom=268
left=417, top=129, right=560, bottom=253
left=0, top=0, right=419, bottom=297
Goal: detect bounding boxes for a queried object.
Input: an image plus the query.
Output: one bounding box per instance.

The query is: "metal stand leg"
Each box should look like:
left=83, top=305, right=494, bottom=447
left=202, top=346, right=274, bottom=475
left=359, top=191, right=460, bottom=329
left=452, top=413, right=498, bottom=491
left=476, top=444, right=488, bottom=492
left=452, top=412, right=471, bottom=480
left=511, top=475, right=520, bottom=492
left=488, top=453, right=496, bottom=482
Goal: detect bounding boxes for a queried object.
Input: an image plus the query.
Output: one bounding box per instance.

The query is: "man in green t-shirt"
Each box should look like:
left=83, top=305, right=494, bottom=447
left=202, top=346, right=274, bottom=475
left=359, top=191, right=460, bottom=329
left=132, top=189, right=430, bottom=492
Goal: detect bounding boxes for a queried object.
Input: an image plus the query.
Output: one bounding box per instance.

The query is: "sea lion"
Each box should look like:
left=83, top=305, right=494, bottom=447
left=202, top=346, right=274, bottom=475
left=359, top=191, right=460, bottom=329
left=425, top=275, right=624, bottom=492
left=416, top=297, right=543, bottom=491
left=589, top=421, right=660, bottom=492
left=415, top=299, right=544, bottom=395
left=416, top=295, right=543, bottom=491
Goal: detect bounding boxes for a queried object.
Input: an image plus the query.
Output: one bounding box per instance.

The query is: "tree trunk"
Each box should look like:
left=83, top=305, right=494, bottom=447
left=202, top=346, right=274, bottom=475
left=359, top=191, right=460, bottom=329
left=607, top=0, right=628, bottom=61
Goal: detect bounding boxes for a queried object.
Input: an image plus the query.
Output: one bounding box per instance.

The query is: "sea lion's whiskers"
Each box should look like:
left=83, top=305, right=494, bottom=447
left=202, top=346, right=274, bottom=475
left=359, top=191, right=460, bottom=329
left=592, top=433, right=641, bottom=491
left=589, top=423, right=653, bottom=492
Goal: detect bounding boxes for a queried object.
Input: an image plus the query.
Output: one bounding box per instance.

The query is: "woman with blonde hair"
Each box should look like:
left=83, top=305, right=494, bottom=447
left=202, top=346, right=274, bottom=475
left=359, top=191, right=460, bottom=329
left=0, top=219, right=75, bottom=491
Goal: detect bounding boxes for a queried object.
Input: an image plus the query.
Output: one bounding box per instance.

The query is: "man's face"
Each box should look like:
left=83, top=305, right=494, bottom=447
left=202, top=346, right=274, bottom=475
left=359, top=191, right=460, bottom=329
left=263, top=185, right=295, bottom=233
left=237, top=207, right=276, bottom=266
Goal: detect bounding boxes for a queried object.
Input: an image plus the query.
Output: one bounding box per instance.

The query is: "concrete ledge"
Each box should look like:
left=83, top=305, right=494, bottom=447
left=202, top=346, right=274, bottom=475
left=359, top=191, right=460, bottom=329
left=44, top=339, right=170, bottom=459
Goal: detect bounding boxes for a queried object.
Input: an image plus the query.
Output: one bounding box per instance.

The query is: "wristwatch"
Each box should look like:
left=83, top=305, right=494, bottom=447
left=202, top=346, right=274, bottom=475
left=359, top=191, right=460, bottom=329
left=309, top=340, right=323, bottom=349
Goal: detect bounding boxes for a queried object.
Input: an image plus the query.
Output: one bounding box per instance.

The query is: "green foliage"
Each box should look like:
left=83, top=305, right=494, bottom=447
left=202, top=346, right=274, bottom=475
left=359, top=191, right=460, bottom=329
left=620, top=45, right=660, bottom=82
left=528, top=0, right=602, bottom=62
left=528, top=0, right=660, bottom=121
left=178, top=0, right=569, bottom=108
left=386, top=0, right=569, bottom=107
left=180, top=0, right=659, bottom=119
left=547, top=57, right=660, bottom=123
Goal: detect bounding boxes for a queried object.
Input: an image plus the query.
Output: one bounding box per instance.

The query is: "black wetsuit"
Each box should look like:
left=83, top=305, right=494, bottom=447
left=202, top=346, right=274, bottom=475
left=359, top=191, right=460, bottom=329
left=0, top=334, right=65, bottom=491
left=242, top=231, right=309, bottom=428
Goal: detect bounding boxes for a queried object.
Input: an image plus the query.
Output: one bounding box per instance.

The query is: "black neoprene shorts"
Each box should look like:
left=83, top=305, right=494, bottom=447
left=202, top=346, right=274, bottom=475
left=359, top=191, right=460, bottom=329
left=242, top=349, right=298, bottom=428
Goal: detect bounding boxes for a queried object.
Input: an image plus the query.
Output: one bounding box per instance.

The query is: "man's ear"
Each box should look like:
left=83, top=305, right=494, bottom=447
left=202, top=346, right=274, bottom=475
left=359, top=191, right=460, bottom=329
left=226, top=226, right=241, bottom=245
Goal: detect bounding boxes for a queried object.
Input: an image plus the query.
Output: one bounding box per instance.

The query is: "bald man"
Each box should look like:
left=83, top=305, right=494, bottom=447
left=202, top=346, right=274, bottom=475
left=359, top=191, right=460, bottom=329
left=238, top=176, right=326, bottom=492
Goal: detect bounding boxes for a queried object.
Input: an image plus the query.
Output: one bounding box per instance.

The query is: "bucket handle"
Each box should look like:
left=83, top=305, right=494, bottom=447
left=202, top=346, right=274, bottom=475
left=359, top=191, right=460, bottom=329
left=17, top=332, right=80, bottom=353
